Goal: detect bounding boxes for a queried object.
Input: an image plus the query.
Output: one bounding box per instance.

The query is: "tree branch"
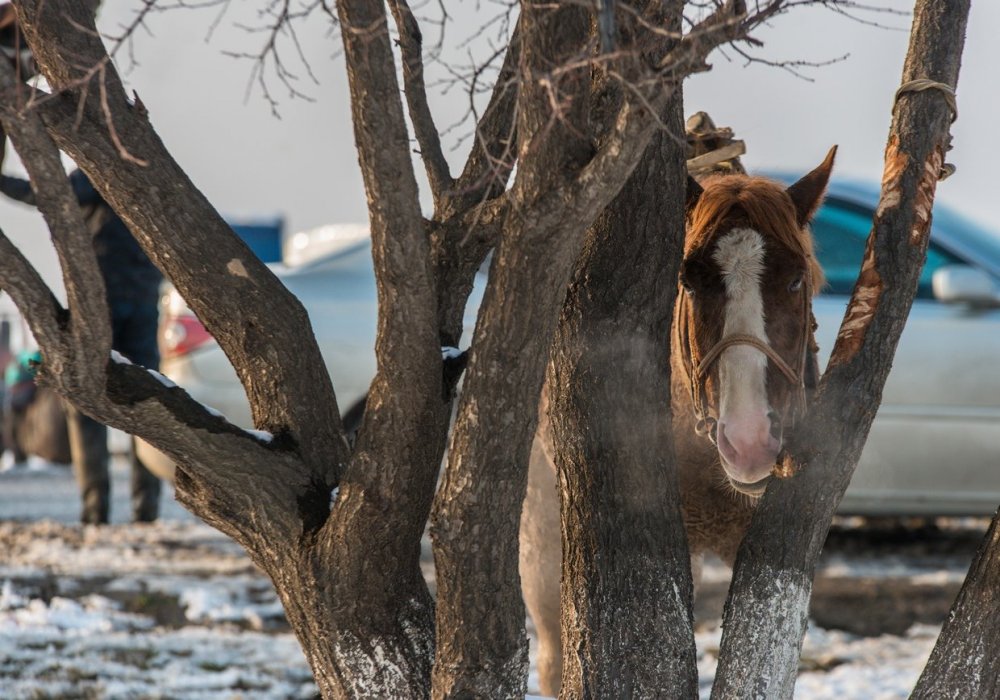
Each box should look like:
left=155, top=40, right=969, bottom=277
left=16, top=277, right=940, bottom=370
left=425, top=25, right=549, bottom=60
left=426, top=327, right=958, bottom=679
left=430, top=3, right=756, bottom=695
left=101, top=358, right=321, bottom=545
left=333, top=0, right=444, bottom=520
left=313, top=4, right=457, bottom=691
left=13, top=0, right=347, bottom=499
left=910, top=510, right=1000, bottom=698
left=444, top=18, right=521, bottom=217
left=0, top=92, right=112, bottom=384
left=388, top=0, right=453, bottom=206
left=515, top=0, right=748, bottom=240
left=711, top=1, right=971, bottom=697
left=0, top=228, right=315, bottom=547
left=0, top=227, right=65, bottom=351
left=430, top=195, right=509, bottom=347
left=431, top=2, right=595, bottom=692
left=429, top=20, right=521, bottom=352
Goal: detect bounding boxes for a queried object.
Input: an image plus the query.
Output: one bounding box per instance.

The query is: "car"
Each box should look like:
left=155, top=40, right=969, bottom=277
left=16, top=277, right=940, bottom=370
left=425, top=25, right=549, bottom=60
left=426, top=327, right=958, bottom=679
left=805, top=178, right=1000, bottom=515
left=135, top=228, right=484, bottom=479
left=139, top=182, right=1000, bottom=515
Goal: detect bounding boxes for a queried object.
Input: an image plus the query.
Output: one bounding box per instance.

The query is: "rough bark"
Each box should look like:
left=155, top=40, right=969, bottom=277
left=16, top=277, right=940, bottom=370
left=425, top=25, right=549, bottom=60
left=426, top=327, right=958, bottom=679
left=429, top=23, right=520, bottom=348
left=13, top=0, right=348, bottom=488
left=544, top=2, right=698, bottom=696
left=1, top=4, right=323, bottom=555
left=5, top=2, right=449, bottom=697
left=0, top=1, right=869, bottom=698
left=430, top=6, right=594, bottom=697
left=910, top=510, right=1000, bottom=699
left=296, top=0, right=449, bottom=695
left=429, top=2, right=758, bottom=696
left=549, top=92, right=698, bottom=697
left=387, top=0, right=453, bottom=204
left=711, top=1, right=970, bottom=697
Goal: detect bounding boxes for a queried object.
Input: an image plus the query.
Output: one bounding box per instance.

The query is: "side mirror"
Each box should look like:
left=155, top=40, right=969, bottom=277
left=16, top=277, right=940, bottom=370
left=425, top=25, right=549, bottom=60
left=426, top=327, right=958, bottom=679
left=932, top=265, right=998, bottom=306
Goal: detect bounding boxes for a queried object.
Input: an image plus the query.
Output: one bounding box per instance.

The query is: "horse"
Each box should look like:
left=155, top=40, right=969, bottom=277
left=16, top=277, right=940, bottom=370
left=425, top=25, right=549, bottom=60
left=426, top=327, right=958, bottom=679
left=520, top=148, right=836, bottom=696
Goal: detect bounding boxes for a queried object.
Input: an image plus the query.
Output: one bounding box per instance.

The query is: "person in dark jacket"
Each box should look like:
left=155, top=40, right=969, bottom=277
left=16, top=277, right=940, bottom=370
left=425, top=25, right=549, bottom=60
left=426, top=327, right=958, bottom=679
left=0, top=165, right=164, bottom=524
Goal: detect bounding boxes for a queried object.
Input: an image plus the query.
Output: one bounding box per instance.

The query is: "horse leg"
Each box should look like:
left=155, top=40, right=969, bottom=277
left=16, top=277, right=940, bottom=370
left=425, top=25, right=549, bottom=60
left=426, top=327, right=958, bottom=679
left=519, top=427, right=563, bottom=697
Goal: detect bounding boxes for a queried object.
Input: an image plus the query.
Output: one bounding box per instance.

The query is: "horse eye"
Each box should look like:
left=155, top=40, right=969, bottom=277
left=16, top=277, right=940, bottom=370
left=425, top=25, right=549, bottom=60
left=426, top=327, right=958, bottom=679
left=681, top=281, right=695, bottom=296
left=788, top=277, right=804, bottom=293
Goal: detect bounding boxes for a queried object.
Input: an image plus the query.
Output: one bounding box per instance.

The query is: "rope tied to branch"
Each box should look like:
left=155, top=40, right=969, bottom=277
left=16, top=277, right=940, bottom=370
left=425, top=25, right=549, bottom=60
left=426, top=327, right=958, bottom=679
left=893, top=78, right=958, bottom=180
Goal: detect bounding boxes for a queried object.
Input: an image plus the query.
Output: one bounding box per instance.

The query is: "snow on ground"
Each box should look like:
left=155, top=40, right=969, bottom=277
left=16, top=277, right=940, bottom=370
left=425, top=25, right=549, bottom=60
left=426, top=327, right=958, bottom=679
left=0, top=458, right=979, bottom=698
left=0, top=525, right=316, bottom=698
left=1, top=458, right=313, bottom=699
left=694, top=621, right=940, bottom=700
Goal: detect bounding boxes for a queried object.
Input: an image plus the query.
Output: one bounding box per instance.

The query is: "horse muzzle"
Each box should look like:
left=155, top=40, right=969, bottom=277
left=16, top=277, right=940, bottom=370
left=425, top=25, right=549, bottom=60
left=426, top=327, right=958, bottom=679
left=717, top=417, right=781, bottom=491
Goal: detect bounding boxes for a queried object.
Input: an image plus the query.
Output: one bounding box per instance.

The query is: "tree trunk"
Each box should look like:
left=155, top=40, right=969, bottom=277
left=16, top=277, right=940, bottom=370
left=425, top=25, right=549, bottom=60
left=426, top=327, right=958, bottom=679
left=428, top=1, right=748, bottom=692
left=910, top=509, right=1000, bottom=699
left=294, top=0, right=462, bottom=695
left=711, top=1, right=970, bottom=697
left=548, top=91, right=698, bottom=697
left=0, top=2, right=853, bottom=698
left=430, top=5, right=595, bottom=695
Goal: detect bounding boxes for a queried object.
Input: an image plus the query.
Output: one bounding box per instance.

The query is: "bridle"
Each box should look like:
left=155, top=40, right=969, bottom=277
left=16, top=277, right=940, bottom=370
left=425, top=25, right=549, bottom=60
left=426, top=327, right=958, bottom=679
left=675, top=270, right=819, bottom=445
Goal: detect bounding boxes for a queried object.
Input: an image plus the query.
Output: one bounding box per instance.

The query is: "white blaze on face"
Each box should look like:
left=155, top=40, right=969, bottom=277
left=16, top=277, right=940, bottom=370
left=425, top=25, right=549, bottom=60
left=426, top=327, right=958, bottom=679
left=712, top=228, right=770, bottom=424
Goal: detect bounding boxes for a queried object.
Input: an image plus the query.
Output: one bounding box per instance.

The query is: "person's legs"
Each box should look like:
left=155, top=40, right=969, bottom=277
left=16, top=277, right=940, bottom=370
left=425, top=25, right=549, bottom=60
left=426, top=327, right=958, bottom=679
left=112, top=298, right=162, bottom=522
left=66, top=403, right=110, bottom=524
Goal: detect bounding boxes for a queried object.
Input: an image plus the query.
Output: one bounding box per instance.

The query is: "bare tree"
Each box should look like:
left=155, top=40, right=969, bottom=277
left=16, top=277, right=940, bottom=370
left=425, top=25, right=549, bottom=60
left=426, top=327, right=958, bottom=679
left=710, top=0, right=973, bottom=696
left=0, top=0, right=986, bottom=699
left=0, top=0, right=762, bottom=696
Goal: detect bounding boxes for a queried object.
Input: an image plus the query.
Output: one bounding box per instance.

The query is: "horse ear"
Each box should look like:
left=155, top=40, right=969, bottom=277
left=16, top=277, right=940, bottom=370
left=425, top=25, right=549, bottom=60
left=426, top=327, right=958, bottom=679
left=686, top=175, right=704, bottom=213
left=787, top=146, right=837, bottom=227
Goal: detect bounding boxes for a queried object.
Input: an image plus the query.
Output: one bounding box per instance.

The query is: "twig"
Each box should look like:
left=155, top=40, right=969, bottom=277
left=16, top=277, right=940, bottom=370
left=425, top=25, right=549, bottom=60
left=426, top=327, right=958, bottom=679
left=446, top=18, right=520, bottom=215
left=388, top=0, right=453, bottom=206
left=97, top=64, right=149, bottom=166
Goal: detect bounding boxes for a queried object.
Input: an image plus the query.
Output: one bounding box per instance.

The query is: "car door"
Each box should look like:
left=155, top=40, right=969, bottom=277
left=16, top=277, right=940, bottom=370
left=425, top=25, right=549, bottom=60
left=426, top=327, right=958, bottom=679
left=810, top=198, right=1000, bottom=515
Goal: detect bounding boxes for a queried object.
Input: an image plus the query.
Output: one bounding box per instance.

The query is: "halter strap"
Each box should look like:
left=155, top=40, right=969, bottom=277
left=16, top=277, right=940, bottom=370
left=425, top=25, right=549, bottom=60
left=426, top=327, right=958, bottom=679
left=677, top=279, right=815, bottom=442
left=696, top=333, right=800, bottom=386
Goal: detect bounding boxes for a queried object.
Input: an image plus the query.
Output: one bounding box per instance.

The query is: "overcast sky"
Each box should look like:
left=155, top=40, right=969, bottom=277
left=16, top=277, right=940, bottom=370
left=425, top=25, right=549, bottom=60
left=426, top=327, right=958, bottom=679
left=1, top=1, right=996, bottom=295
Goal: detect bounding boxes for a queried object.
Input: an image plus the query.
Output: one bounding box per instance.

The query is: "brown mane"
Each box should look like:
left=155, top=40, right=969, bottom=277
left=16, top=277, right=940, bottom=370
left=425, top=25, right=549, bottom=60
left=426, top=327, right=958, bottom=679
left=686, top=175, right=825, bottom=291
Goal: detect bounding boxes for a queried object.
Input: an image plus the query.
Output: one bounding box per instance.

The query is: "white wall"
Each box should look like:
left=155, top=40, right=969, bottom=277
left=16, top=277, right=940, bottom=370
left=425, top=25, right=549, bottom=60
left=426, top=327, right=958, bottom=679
left=0, top=2, right=996, bottom=296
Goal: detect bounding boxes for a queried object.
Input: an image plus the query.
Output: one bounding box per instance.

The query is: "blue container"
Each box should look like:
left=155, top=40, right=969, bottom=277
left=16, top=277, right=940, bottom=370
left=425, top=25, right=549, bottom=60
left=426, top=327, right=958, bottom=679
left=228, top=216, right=285, bottom=263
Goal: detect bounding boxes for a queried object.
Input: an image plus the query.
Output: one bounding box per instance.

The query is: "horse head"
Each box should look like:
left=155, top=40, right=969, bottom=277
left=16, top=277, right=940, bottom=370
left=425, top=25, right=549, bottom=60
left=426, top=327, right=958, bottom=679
left=677, top=147, right=836, bottom=496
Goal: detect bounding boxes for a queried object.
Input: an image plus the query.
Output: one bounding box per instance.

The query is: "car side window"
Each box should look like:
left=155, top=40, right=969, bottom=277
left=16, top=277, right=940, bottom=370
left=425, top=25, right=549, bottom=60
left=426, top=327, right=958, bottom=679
left=811, top=203, right=869, bottom=296
left=811, top=199, right=962, bottom=298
